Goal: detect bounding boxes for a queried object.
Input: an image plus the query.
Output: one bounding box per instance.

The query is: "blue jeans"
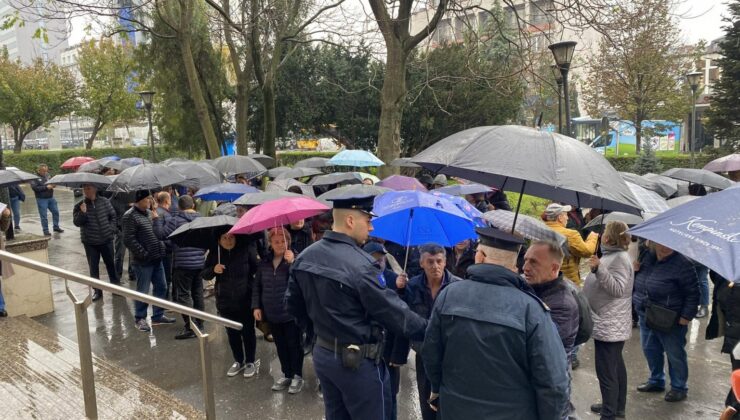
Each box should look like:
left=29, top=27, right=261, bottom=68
left=36, top=197, right=60, bottom=233
left=132, top=261, right=167, bottom=320
left=639, top=315, right=689, bottom=392
left=10, top=196, right=21, bottom=229
left=0, top=278, right=5, bottom=311
left=696, top=265, right=709, bottom=306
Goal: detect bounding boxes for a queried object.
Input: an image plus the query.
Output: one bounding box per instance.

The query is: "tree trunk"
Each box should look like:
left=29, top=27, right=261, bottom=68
left=85, top=118, right=103, bottom=149
left=12, top=127, right=24, bottom=154
left=262, top=80, right=277, bottom=158
left=635, top=119, right=642, bottom=153
left=235, top=79, right=250, bottom=155
left=377, top=42, right=407, bottom=178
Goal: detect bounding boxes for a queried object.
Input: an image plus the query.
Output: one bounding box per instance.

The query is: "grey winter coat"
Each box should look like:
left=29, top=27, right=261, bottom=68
left=582, top=245, right=634, bottom=342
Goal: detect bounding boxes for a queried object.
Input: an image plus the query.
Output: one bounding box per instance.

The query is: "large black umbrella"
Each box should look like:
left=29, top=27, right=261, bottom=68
left=410, top=125, right=642, bottom=215
left=266, top=178, right=316, bottom=197
left=275, top=167, right=322, bottom=180
left=643, top=173, right=689, bottom=197
left=167, top=161, right=222, bottom=188
left=168, top=215, right=239, bottom=249
left=317, top=184, right=391, bottom=201
left=619, top=172, right=675, bottom=198
left=249, top=153, right=276, bottom=168
left=213, top=155, right=267, bottom=178
left=390, top=157, right=421, bottom=168
left=233, top=190, right=301, bottom=206
left=662, top=168, right=734, bottom=190
left=47, top=173, right=112, bottom=189
left=294, top=157, right=330, bottom=168
left=77, top=157, right=119, bottom=173
left=0, top=169, right=39, bottom=187
left=107, top=164, right=187, bottom=192
left=266, top=166, right=292, bottom=178
left=308, top=172, right=362, bottom=187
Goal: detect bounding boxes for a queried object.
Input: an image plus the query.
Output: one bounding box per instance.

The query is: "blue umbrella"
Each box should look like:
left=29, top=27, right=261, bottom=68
left=194, top=183, right=260, bottom=202
left=371, top=191, right=477, bottom=251
left=103, top=155, right=121, bottom=161
left=629, top=187, right=740, bottom=282
left=328, top=150, right=385, bottom=167
left=429, top=191, right=487, bottom=228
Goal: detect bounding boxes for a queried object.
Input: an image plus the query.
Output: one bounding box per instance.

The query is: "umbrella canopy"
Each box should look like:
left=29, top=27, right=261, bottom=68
left=435, top=183, right=491, bottom=196
left=354, top=172, right=381, bottom=184
left=107, top=157, right=149, bottom=171
left=265, top=178, right=315, bottom=197
left=429, top=191, right=487, bottom=228
left=703, top=153, right=740, bottom=173
left=0, top=169, right=39, bottom=187
left=625, top=182, right=669, bottom=215
left=168, top=161, right=222, bottom=188
left=47, top=173, right=112, bottom=189
left=309, top=172, right=362, bottom=187
left=234, top=190, right=302, bottom=206
left=213, top=203, right=237, bottom=217
left=249, top=153, right=276, bottom=168
left=643, top=173, right=690, bottom=197
left=662, top=168, right=734, bottom=190
left=107, top=164, right=186, bottom=192
left=328, top=150, right=385, bottom=167
left=294, top=157, right=330, bottom=168
left=377, top=175, right=428, bottom=191
left=194, top=183, right=260, bottom=202
left=666, top=195, right=699, bottom=208
left=161, top=157, right=189, bottom=166
left=274, top=167, right=323, bottom=180
left=77, top=157, right=119, bottom=173
left=410, top=125, right=642, bottom=215
left=317, top=184, right=392, bottom=202
left=390, top=157, right=421, bottom=168
left=230, top=196, right=329, bottom=235
left=371, top=191, right=477, bottom=247
left=629, top=187, right=740, bottom=282
left=213, top=155, right=267, bottom=178
left=619, top=172, right=674, bottom=198
left=61, top=156, right=95, bottom=170
left=583, top=212, right=645, bottom=233
left=266, top=166, right=292, bottom=178
left=168, top=215, right=239, bottom=249
left=483, top=209, right=567, bottom=249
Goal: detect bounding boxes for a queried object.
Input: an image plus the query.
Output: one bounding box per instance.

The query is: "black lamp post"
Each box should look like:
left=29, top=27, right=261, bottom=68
left=138, top=90, right=156, bottom=162
left=685, top=71, right=702, bottom=168
left=548, top=41, right=577, bottom=137
left=551, top=64, right=564, bottom=134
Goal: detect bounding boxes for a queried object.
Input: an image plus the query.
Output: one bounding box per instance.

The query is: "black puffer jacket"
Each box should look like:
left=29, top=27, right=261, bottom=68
left=530, top=274, right=579, bottom=356
left=288, top=224, right=313, bottom=254
left=707, top=271, right=740, bottom=354
left=633, top=250, right=700, bottom=321
left=446, top=246, right=476, bottom=279
left=252, top=252, right=292, bottom=323
left=153, top=210, right=205, bottom=270
left=201, top=238, right=257, bottom=314
left=110, top=192, right=135, bottom=229
left=122, top=206, right=165, bottom=265
left=72, top=196, right=117, bottom=245
left=30, top=174, right=53, bottom=199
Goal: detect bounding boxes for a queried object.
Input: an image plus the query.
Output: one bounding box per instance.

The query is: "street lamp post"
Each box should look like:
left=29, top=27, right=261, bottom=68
left=548, top=41, right=577, bottom=137
left=138, top=90, right=157, bottom=162
left=550, top=64, right=564, bottom=134
left=685, top=72, right=702, bottom=168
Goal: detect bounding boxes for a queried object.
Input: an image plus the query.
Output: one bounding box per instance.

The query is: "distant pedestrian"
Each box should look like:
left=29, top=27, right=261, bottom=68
left=287, top=218, right=313, bottom=254
left=111, top=192, right=136, bottom=282
left=155, top=191, right=174, bottom=297
left=707, top=271, right=740, bottom=413
left=30, top=164, right=63, bottom=235
left=8, top=184, right=24, bottom=232
left=431, top=174, right=447, bottom=189
left=543, top=203, right=598, bottom=286
left=73, top=184, right=119, bottom=302
left=446, top=239, right=475, bottom=278
left=0, top=206, right=13, bottom=317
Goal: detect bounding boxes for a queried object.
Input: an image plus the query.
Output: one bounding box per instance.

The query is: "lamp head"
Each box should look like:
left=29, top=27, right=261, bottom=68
left=548, top=41, right=577, bottom=69
left=138, top=90, right=156, bottom=109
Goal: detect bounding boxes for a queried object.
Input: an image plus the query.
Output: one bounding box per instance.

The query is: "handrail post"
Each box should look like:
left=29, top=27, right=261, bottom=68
left=66, top=280, right=98, bottom=419
left=192, top=320, right=216, bottom=420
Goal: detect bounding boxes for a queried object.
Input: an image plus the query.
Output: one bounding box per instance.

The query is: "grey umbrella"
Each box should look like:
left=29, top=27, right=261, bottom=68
left=583, top=212, right=645, bottom=233
left=483, top=210, right=568, bottom=251
left=410, top=125, right=642, bottom=215
left=309, top=172, right=362, bottom=187
left=619, top=172, right=675, bottom=198
left=77, top=157, right=118, bottom=173
left=666, top=195, right=699, bottom=208
left=233, top=190, right=302, bottom=206
left=213, top=203, right=238, bottom=216
left=275, top=167, right=322, bottom=180
left=294, top=157, right=330, bottom=168
left=625, top=182, right=669, bottom=216
left=161, top=157, right=189, bottom=166
left=390, top=157, right=421, bottom=168
left=317, top=184, right=391, bottom=201
left=47, top=173, right=112, bottom=188
left=435, top=183, right=491, bottom=196
left=266, top=166, right=292, bottom=178
left=265, top=178, right=316, bottom=197
left=107, top=164, right=187, bottom=192
left=168, top=215, right=239, bottom=249
left=643, top=173, right=689, bottom=197
left=0, top=169, right=39, bottom=187
left=213, top=155, right=267, bottom=178
left=662, top=168, right=735, bottom=190
left=249, top=153, right=276, bottom=168
left=703, top=153, right=740, bottom=173
left=167, top=161, right=222, bottom=188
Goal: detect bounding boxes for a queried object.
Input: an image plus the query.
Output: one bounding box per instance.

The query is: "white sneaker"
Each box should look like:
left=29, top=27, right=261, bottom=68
left=227, top=362, right=244, bottom=377
left=288, top=376, right=304, bottom=394
left=271, top=376, right=291, bottom=391
left=243, top=359, right=260, bottom=378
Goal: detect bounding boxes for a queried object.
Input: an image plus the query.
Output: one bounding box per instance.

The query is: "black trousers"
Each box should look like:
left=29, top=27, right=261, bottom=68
left=415, top=352, right=437, bottom=420
left=84, top=241, right=119, bottom=293
left=270, top=320, right=304, bottom=378
left=172, top=268, right=204, bottom=328
left=726, top=354, right=740, bottom=408
left=594, top=340, right=627, bottom=419
left=114, top=229, right=135, bottom=280
left=220, top=306, right=256, bottom=364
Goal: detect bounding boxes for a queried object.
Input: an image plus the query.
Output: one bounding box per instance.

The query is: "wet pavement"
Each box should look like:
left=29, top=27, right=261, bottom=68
left=13, top=186, right=730, bottom=419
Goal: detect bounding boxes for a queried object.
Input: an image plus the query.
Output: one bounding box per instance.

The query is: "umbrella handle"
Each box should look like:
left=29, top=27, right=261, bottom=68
left=218, top=245, right=220, bottom=265
left=403, top=208, right=414, bottom=273
left=596, top=198, right=604, bottom=258
left=511, top=180, right=527, bottom=234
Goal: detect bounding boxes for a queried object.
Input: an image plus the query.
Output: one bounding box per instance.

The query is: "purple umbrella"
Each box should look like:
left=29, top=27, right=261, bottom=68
left=703, top=153, right=740, bottom=173
left=377, top=175, right=428, bottom=191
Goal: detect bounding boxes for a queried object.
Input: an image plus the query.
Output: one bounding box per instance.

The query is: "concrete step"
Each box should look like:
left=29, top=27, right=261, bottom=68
left=0, top=315, right=205, bottom=419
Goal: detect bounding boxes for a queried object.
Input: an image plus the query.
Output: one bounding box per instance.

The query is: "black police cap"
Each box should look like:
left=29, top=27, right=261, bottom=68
left=330, top=196, right=376, bottom=216
left=476, top=227, right=524, bottom=252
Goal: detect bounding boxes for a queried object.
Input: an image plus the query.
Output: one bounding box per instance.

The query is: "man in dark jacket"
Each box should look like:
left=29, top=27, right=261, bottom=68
left=122, top=190, right=175, bottom=332
left=287, top=218, right=313, bottom=254
left=9, top=184, right=24, bottom=232
left=154, top=195, right=205, bottom=340
left=155, top=191, right=174, bottom=297
left=73, top=184, right=119, bottom=302
left=397, top=243, right=461, bottom=420
left=421, top=228, right=569, bottom=420
left=30, top=164, right=63, bottom=235
left=111, top=192, right=136, bottom=282
left=446, top=239, right=476, bottom=279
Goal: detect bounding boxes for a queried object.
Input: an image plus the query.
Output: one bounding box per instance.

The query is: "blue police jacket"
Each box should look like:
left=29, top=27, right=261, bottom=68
left=421, top=263, right=569, bottom=420
left=286, top=231, right=427, bottom=345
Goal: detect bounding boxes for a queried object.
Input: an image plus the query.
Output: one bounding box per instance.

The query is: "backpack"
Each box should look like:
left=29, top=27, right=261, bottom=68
left=565, top=280, right=593, bottom=346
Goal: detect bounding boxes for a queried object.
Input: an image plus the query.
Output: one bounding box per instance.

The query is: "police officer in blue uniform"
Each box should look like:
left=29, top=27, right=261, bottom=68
left=421, top=227, right=570, bottom=420
left=286, top=190, right=427, bottom=420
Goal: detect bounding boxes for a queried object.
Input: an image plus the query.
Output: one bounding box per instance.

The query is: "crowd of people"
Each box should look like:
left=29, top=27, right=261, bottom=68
left=1, top=162, right=735, bottom=420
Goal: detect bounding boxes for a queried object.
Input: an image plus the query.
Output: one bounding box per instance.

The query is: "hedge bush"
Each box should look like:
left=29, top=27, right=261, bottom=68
left=606, top=154, right=715, bottom=174
left=276, top=151, right=337, bottom=167
left=2, top=146, right=189, bottom=173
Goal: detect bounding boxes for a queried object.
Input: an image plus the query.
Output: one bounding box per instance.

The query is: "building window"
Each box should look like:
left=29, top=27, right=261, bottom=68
left=506, top=4, right=526, bottom=27
left=435, top=18, right=453, bottom=44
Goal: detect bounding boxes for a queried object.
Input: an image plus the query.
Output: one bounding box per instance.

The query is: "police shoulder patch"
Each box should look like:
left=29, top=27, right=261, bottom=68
left=377, top=272, right=387, bottom=287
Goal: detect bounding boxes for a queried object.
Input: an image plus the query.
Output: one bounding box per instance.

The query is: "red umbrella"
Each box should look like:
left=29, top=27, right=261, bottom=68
left=61, top=156, right=95, bottom=170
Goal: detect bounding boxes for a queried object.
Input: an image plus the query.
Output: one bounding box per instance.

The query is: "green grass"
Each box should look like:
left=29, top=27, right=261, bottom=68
left=506, top=193, right=550, bottom=218
left=602, top=144, right=683, bottom=158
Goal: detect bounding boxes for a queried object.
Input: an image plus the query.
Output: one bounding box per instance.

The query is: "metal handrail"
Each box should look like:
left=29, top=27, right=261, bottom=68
left=0, top=250, right=242, bottom=330
left=0, top=249, right=241, bottom=419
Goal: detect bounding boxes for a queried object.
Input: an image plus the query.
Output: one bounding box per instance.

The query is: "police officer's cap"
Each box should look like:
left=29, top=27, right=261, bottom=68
left=363, top=241, right=387, bottom=255
left=476, top=227, right=524, bottom=252
left=330, top=196, right=376, bottom=216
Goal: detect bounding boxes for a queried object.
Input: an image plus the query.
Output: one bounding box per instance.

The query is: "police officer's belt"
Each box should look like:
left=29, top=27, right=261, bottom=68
left=316, top=336, right=380, bottom=360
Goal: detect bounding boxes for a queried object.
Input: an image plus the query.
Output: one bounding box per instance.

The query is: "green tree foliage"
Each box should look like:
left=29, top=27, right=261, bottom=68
left=632, top=137, right=663, bottom=174
left=705, top=0, right=740, bottom=152
left=76, top=39, right=139, bottom=149
left=0, top=53, right=77, bottom=154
